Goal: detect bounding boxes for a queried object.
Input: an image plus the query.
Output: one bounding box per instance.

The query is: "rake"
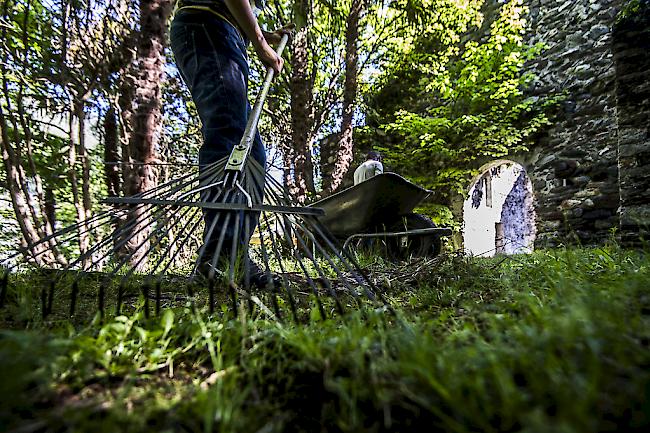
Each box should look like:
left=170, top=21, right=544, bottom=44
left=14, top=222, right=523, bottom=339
left=0, top=34, right=388, bottom=323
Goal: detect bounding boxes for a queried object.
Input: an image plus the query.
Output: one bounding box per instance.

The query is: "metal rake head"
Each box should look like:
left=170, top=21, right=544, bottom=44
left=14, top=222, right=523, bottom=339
left=0, top=157, right=389, bottom=323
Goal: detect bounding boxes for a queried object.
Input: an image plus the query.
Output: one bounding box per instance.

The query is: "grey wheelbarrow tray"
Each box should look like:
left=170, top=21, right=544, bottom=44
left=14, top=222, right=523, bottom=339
left=310, top=173, right=452, bottom=254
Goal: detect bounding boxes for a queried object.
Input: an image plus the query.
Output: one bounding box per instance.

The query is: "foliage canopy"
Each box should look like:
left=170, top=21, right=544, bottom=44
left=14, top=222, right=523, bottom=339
left=362, top=0, right=559, bottom=207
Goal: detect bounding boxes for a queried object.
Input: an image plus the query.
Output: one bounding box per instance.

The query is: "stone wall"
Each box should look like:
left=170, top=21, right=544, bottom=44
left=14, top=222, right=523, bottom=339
left=524, top=0, right=625, bottom=247
left=613, top=3, right=650, bottom=244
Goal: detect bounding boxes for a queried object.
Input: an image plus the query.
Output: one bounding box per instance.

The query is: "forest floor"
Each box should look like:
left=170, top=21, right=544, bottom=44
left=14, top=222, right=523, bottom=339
left=1, top=246, right=649, bottom=432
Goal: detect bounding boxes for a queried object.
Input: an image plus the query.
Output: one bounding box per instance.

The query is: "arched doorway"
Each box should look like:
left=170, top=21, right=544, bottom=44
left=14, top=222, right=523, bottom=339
left=463, top=161, right=536, bottom=256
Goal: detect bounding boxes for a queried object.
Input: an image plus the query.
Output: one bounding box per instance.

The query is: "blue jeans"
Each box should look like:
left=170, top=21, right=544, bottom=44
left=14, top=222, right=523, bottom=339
left=170, top=10, right=266, bottom=260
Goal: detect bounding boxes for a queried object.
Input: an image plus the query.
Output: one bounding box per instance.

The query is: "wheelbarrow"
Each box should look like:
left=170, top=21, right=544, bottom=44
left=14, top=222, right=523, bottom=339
left=310, top=173, right=452, bottom=259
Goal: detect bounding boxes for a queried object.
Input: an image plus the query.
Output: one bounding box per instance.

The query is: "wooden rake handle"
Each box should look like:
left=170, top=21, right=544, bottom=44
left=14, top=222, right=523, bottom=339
left=225, top=33, right=290, bottom=172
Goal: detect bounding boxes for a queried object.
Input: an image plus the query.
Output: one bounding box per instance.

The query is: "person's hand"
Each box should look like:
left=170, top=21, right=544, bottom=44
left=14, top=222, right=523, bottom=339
left=254, top=41, right=284, bottom=75
left=262, top=23, right=295, bottom=46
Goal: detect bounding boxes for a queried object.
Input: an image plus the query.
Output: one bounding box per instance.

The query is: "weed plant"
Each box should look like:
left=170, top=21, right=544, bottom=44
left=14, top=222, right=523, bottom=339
left=0, top=247, right=649, bottom=432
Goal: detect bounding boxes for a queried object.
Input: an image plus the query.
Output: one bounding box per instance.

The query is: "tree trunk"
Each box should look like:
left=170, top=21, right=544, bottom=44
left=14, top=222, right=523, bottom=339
left=0, top=107, right=54, bottom=265
left=103, top=106, right=121, bottom=197
left=120, top=0, right=172, bottom=267
left=322, top=0, right=364, bottom=195
left=288, top=0, right=316, bottom=203
left=77, top=104, right=92, bottom=223
left=0, top=0, right=61, bottom=265
left=67, top=104, right=91, bottom=268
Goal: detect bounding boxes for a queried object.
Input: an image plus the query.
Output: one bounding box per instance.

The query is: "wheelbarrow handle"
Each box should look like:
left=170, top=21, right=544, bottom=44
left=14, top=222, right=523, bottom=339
left=225, top=33, right=290, bottom=172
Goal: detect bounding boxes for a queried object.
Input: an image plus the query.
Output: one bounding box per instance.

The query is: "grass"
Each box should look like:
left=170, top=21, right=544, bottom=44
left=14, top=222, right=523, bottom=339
left=0, top=246, right=649, bottom=432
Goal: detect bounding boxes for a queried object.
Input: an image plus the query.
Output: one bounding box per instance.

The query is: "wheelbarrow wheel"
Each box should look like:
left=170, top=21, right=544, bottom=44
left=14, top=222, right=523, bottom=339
left=386, top=213, right=442, bottom=260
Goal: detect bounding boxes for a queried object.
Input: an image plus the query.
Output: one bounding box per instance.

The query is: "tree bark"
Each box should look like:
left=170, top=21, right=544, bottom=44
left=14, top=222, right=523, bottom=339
left=0, top=0, right=57, bottom=264
left=67, top=104, right=91, bottom=268
left=0, top=106, right=55, bottom=265
left=103, top=106, right=121, bottom=197
left=120, top=0, right=172, bottom=267
left=321, top=0, right=364, bottom=195
left=288, top=0, right=316, bottom=203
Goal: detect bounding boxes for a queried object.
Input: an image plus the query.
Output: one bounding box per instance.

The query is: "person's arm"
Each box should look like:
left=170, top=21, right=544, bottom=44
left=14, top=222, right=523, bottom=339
left=223, top=0, right=291, bottom=74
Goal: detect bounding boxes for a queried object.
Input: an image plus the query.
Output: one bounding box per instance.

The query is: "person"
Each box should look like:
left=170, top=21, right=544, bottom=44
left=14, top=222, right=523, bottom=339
left=353, top=151, right=384, bottom=185
left=170, top=0, right=292, bottom=279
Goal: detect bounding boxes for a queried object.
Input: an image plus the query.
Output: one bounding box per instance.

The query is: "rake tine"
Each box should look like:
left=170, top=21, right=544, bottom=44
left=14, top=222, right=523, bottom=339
left=117, top=202, right=200, bottom=285
left=1, top=210, right=117, bottom=270
left=191, top=182, right=236, bottom=280
left=191, top=209, right=223, bottom=279
left=226, top=205, right=241, bottom=318
left=287, top=229, right=339, bottom=311
left=202, top=176, right=239, bottom=272
left=276, top=214, right=352, bottom=293
left=172, top=166, right=226, bottom=202
left=142, top=283, right=150, bottom=319
left=305, top=217, right=393, bottom=312
left=228, top=206, right=242, bottom=311
left=274, top=214, right=343, bottom=317
left=46, top=280, right=55, bottom=317
left=229, top=197, right=243, bottom=285
left=41, top=287, right=47, bottom=320
left=274, top=213, right=327, bottom=320
left=126, top=166, right=197, bottom=198
left=0, top=269, right=8, bottom=308
left=243, top=211, right=254, bottom=313
left=61, top=213, right=131, bottom=273
left=98, top=200, right=188, bottom=284
left=256, top=224, right=282, bottom=320
left=4, top=158, right=220, bottom=269
left=64, top=201, right=168, bottom=275
left=209, top=277, right=215, bottom=314
left=155, top=281, right=161, bottom=315
left=302, top=217, right=373, bottom=304
left=95, top=205, right=161, bottom=279
left=262, top=211, right=299, bottom=322
left=81, top=162, right=227, bottom=277
left=243, top=212, right=251, bottom=291
left=118, top=157, right=224, bottom=202
left=144, top=206, right=203, bottom=280
left=98, top=282, right=106, bottom=320
left=116, top=282, right=125, bottom=315
left=208, top=211, right=232, bottom=282
left=254, top=172, right=360, bottom=313
left=69, top=280, right=78, bottom=317
left=3, top=160, right=215, bottom=269
left=153, top=206, right=204, bottom=280
left=246, top=164, right=321, bottom=319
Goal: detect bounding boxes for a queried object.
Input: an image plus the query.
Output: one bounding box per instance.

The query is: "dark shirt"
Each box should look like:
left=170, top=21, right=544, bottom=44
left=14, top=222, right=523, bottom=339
left=177, top=1, right=240, bottom=33
left=177, top=1, right=264, bottom=37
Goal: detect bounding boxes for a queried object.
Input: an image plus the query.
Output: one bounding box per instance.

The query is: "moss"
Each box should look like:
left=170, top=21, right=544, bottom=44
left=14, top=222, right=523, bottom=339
left=615, top=0, right=650, bottom=26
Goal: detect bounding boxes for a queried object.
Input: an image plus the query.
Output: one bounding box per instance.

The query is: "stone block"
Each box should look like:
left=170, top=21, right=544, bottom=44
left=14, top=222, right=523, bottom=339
left=560, top=199, right=582, bottom=210
left=560, top=148, right=589, bottom=158
left=582, top=209, right=613, bottom=220
left=620, top=206, right=650, bottom=226
left=592, top=194, right=620, bottom=209
left=540, top=220, right=562, bottom=231
left=554, top=159, right=580, bottom=178
left=590, top=24, right=610, bottom=39
left=551, top=185, right=580, bottom=195
left=594, top=219, right=615, bottom=230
